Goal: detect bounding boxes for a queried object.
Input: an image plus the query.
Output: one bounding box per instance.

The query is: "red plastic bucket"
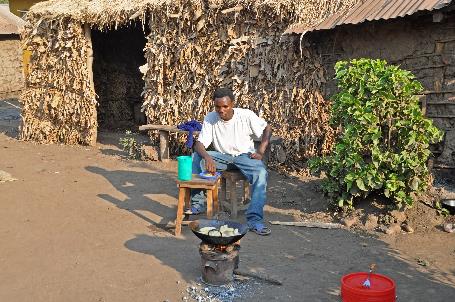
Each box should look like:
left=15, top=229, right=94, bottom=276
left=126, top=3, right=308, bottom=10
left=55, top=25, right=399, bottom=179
left=341, top=272, right=396, bottom=302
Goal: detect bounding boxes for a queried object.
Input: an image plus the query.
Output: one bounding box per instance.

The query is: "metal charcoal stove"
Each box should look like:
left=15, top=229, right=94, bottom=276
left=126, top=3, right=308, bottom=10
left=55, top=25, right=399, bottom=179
left=190, top=219, right=249, bottom=286
left=199, top=242, right=240, bottom=285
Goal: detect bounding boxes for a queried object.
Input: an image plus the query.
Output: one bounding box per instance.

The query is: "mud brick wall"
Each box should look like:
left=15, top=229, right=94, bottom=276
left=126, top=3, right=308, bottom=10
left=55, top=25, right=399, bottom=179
left=0, top=35, right=24, bottom=99
left=307, top=10, right=455, bottom=168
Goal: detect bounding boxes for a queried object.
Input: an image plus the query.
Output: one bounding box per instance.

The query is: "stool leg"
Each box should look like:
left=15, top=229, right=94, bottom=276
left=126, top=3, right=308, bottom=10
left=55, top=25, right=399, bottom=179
left=221, top=177, right=227, bottom=202
left=213, top=183, right=219, bottom=213
left=175, top=187, right=186, bottom=236
left=243, top=180, right=250, bottom=204
left=207, top=189, right=213, bottom=218
left=229, top=180, right=238, bottom=218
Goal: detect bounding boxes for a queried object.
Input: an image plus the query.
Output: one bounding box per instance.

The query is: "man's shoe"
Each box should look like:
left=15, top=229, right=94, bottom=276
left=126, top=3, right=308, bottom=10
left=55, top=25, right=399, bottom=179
left=249, top=223, right=272, bottom=236
left=184, top=206, right=205, bottom=215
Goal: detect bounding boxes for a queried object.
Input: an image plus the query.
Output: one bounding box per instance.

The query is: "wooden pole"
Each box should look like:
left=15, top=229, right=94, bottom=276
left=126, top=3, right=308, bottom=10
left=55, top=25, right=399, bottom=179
left=269, top=221, right=344, bottom=229
left=234, top=269, right=283, bottom=285
left=159, top=130, right=170, bottom=161
left=84, top=23, right=97, bottom=146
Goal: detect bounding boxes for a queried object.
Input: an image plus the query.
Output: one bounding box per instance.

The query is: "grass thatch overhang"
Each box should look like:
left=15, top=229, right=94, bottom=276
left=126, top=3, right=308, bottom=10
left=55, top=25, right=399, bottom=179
left=27, top=0, right=356, bottom=28
left=21, top=0, right=359, bottom=170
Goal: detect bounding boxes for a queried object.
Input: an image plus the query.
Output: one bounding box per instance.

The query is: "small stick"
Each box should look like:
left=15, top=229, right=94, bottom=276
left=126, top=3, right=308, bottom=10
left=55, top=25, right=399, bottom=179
left=234, top=269, right=283, bottom=285
left=269, top=221, right=344, bottom=229
left=221, top=5, right=243, bottom=14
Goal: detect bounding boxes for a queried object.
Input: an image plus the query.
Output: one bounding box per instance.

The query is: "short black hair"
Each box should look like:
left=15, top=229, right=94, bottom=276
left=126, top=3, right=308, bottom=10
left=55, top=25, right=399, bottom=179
left=213, top=87, right=234, bottom=102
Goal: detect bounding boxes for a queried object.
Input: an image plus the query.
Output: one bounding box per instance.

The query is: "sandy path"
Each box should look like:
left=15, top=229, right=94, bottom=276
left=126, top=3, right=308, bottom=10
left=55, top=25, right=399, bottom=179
left=0, top=133, right=454, bottom=302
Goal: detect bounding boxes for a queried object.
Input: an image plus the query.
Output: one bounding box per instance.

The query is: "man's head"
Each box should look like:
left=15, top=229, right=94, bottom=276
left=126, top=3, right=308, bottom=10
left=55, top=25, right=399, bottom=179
left=213, top=87, right=234, bottom=121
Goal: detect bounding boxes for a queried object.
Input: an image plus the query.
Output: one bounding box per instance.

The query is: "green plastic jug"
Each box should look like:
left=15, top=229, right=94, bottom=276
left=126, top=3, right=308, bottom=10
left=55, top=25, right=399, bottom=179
left=177, top=155, right=192, bottom=181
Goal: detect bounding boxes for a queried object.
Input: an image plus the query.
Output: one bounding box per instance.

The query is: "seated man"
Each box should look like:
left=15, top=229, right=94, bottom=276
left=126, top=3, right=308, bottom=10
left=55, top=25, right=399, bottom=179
left=191, top=87, right=272, bottom=236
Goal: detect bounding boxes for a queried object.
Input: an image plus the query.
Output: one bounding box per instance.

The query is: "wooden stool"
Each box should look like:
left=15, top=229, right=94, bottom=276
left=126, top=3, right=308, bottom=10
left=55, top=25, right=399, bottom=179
left=220, top=170, right=250, bottom=218
left=175, top=174, right=220, bottom=236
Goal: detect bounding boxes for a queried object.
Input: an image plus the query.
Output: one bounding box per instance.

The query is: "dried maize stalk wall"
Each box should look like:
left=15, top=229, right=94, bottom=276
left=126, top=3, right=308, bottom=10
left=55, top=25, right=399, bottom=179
left=19, top=0, right=359, bottom=164
left=143, top=0, right=357, bottom=166
left=20, top=18, right=97, bottom=145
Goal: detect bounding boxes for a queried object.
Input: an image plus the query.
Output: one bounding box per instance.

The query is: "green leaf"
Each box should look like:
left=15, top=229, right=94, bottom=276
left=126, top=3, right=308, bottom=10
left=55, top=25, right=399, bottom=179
left=356, top=178, right=367, bottom=191
left=350, top=185, right=360, bottom=196
left=384, top=189, right=390, bottom=198
left=404, top=195, right=413, bottom=206
left=338, top=199, right=344, bottom=207
left=410, top=177, right=419, bottom=191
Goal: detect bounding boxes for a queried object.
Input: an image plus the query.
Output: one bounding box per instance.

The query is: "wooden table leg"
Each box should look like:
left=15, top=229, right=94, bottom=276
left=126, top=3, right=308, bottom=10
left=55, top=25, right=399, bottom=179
left=175, top=187, right=185, bottom=236
left=184, top=187, right=191, bottom=209
left=183, top=187, right=191, bottom=220
left=207, top=189, right=213, bottom=218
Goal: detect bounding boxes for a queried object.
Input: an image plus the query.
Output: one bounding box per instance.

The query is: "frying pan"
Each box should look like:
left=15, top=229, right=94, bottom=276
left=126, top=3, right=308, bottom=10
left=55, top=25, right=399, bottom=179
left=441, top=199, right=455, bottom=215
left=189, top=219, right=249, bottom=245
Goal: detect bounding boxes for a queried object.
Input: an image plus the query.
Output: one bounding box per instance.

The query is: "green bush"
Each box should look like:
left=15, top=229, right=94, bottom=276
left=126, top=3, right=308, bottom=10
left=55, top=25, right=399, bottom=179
left=309, top=59, right=443, bottom=208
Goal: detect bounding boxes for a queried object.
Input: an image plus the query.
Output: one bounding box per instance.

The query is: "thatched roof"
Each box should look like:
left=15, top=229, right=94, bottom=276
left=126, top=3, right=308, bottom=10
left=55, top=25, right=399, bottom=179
left=28, top=0, right=153, bottom=24
left=28, top=0, right=358, bottom=28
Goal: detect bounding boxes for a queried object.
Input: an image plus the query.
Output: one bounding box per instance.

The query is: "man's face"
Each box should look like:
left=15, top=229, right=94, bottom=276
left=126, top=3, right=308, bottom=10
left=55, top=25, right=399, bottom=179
left=214, top=96, right=234, bottom=121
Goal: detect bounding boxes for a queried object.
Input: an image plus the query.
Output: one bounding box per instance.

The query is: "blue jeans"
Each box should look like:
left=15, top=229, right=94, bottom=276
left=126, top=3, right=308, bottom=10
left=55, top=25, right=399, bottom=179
left=191, top=151, right=268, bottom=227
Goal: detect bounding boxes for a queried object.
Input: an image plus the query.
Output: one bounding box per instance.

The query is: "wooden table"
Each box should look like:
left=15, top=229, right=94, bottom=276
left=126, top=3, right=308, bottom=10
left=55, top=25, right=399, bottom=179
left=174, top=174, right=220, bottom=236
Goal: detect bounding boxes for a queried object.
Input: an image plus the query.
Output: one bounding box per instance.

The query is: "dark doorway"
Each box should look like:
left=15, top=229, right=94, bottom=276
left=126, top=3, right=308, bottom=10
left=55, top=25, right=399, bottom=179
left=92, top=22, right=147, bottom=131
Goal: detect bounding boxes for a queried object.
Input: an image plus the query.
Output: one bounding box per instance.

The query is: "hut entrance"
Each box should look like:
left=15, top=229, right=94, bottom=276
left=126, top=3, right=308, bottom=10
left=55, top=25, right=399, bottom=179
left=92, top=22, right=147, bottom=131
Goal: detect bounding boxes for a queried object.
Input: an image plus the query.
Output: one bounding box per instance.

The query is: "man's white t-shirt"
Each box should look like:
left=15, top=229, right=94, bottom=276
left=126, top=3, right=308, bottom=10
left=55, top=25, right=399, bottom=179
left=197, top=108, right=267, bottom=156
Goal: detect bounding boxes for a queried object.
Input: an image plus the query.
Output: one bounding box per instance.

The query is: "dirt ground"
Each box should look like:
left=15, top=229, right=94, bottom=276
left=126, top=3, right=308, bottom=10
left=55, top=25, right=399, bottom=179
left=1, top=101, right=455, bottom=301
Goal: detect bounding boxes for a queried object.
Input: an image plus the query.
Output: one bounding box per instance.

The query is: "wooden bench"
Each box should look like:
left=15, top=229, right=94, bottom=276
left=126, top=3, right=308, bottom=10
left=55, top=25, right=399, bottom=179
left=138, top=124, right=281, bottom=164
left=139, top=124, right=194, bottom=162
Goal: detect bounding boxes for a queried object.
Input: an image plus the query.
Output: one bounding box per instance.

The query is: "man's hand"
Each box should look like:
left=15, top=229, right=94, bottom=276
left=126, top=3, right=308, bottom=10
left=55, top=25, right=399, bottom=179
left=254, top=125, right=271, bottom=161
left=194, top=141, right=216, bottom=173
left=204, top=156, right=217, bottom=173
left=249, top=152, right=263, bottom=160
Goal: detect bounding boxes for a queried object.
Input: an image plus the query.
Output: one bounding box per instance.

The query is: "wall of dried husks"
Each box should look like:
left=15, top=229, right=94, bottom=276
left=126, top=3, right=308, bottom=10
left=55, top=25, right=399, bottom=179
left=308, top=12, right=455, bottom=168
left=21, top=0, right=359, bottom=165
left=142, top=3, right=349, bottom=170
left=20, top=19, right=97, bottom=145
left=0, top=35, right=24, bottom=99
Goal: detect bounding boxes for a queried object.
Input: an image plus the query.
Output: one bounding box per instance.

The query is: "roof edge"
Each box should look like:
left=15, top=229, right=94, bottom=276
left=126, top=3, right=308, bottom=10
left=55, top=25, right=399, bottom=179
left=284, top=0, right=454, bottom=36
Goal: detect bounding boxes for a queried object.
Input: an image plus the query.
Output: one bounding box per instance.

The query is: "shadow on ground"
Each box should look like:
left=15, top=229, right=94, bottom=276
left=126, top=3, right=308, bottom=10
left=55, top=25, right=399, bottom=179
left=87, top=164, right=455, bottom=301
left=124, top=225, right=455, bottom=301
left=267, top=171, right=329, bottom=213
left=0, top=98, right=21, bottom=139
left=86, top=165, right=178, bottom=232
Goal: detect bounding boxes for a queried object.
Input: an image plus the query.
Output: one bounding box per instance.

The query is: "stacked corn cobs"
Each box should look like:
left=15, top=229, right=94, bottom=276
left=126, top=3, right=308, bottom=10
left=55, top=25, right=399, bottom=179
left=143, top=0, right=358, bottom=168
